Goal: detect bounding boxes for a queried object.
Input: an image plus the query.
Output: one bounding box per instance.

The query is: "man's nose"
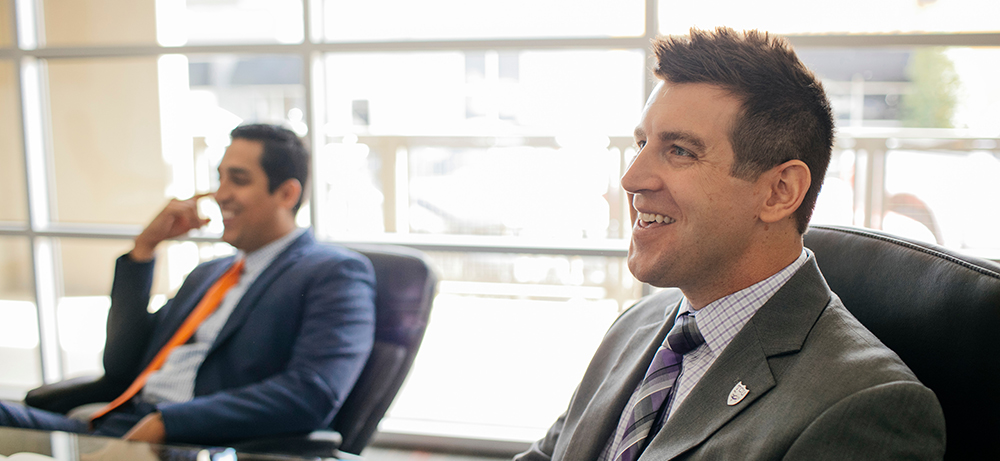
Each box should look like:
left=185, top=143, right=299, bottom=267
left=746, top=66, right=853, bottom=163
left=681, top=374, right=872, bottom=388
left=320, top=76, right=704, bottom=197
left=620, top=148, right=656, bottom=194
left=212, top=184, right=228, bottom=203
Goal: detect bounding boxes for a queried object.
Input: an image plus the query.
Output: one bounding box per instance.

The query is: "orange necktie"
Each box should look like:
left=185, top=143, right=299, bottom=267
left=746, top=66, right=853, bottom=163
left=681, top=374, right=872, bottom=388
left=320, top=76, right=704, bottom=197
left=90, top=258, right=245, bottom=421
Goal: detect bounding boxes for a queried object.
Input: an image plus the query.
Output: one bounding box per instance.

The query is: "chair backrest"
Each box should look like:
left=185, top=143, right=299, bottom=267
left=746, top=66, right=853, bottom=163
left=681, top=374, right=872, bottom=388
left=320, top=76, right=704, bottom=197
left=330, top=243, right=438, bottom=455
left=803, top=225, right=1000, bottom=460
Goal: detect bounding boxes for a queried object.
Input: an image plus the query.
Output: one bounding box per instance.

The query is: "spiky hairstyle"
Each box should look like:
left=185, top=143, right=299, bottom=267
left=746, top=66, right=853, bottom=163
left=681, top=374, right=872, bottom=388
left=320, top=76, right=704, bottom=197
left=653, top=27, right=834, bottom=233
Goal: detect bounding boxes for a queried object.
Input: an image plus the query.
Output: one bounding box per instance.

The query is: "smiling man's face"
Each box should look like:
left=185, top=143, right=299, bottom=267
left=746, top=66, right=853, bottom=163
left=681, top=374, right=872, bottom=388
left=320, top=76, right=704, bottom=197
left=213, top=138, right=295, bottom=253
left=621, top=81, right=768, bottom=303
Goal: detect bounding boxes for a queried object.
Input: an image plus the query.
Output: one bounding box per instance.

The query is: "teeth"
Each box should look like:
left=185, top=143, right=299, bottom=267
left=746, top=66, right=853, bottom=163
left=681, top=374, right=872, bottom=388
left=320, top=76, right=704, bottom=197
left=639, top=212, right=674, bottom=224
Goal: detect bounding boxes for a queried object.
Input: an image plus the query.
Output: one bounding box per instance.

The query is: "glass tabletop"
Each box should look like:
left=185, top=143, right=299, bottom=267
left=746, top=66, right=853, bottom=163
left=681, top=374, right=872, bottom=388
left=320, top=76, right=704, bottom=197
left=0, top=427, right=344, bottom=461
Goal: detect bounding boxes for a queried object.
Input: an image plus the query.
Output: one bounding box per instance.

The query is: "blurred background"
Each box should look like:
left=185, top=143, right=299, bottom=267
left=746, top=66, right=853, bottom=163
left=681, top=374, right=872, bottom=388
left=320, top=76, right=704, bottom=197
left=1, top=0, right=998, bottom=453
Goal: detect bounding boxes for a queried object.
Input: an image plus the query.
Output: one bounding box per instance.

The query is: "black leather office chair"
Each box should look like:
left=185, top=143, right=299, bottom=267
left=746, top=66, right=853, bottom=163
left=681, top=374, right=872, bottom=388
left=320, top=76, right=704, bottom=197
left=25, top=243, right=438, bottom=457
left=804, top=225, right=1000, bottom=460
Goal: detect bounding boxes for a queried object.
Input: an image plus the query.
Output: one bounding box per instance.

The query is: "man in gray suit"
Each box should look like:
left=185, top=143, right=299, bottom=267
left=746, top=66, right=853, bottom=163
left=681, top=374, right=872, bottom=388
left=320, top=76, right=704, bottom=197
left=516, top=28, right=945, bottom=460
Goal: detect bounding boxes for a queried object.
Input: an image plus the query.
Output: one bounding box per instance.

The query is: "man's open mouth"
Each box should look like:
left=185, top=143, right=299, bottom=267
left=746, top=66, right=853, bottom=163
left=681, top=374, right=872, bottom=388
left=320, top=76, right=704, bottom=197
left=638, top=212, right=676, bottom=225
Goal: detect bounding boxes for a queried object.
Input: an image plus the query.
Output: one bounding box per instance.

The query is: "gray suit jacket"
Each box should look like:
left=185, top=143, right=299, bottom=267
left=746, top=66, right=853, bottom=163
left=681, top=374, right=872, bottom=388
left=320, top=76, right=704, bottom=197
left=516, top=257, right=946, bottom=460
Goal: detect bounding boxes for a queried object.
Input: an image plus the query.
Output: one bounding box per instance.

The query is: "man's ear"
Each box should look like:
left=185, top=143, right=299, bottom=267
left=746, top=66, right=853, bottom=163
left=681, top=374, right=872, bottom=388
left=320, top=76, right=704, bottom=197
left=759, top=160, right=810, bottom=224
left=275, top=179, right=303, bottom=211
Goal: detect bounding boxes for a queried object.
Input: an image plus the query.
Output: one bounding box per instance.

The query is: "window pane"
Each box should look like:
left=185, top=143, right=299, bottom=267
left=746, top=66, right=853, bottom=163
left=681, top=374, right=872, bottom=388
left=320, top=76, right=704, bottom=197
left=186, top=54, right=305, bottom=124
left=321, top=0, right=644, bottom=42
left=884, top=148, right=1000, bottom=258
left=56, top=238, right=234, bottom=378
left=407, top=144, right=623, bottom=238
left=811, top=147, right=857, bottom=228
left=801, top=45, right=1000, bottom=259
left=658, top=0, right=1000, bottom=35
left=0, top=237, right=40, bottom=399
left=42, top=0, right=157, bottom=46
left=157, top=0, right=304, bottom=46
left=323, top=50, right=642, bottom=135
left=0, top=60, right=27, bottom=223
left=317, top=50, right=643, bottom=239
left=182, top=53, right=308, bottom=230
left=942, top=47, right=1000, bottom=132
left=382, top=251, right=639, bottom=440
left=45, top=57, right=168, bottom=225
left=45, top=54, right=306, bottom=227
left=0, top=0, right=12, bottom=48
left=56, top=238, right=132, bottom=378
left=797, top=47, right=1000, bottom=130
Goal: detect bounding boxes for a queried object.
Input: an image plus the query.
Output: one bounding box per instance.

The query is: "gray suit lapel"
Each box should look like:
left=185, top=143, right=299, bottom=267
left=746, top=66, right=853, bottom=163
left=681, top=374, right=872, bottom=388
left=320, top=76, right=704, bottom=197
left=650, top=320, right=777, bottom=459
left=647, top=257, right=832, bottom=459
left=562, top=299, right=682, bottom=460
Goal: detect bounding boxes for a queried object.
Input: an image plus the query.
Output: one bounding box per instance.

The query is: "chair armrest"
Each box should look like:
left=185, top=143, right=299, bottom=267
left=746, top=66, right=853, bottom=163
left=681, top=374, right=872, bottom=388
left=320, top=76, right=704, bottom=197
left=230, top=430, right=344, bottom=458
left=24, top=375, right=121, bottom=414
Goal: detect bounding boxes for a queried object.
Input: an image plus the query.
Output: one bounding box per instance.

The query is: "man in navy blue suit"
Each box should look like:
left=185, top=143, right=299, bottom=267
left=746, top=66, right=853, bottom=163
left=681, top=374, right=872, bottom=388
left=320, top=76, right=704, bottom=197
left=0, top=124, right=376, bottom=445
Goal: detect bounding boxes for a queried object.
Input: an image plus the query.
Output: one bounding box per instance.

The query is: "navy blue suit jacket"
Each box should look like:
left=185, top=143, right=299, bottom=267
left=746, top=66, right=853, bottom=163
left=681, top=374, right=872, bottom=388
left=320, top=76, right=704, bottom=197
left=102, top=231, right=376, bottom=444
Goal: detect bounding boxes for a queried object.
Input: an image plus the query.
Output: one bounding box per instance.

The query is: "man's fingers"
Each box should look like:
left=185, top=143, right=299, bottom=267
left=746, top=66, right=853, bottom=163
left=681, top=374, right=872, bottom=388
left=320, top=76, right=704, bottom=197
left=134, top=194, right=213, bottom=260
left=160, top=197, right=210, bottom=233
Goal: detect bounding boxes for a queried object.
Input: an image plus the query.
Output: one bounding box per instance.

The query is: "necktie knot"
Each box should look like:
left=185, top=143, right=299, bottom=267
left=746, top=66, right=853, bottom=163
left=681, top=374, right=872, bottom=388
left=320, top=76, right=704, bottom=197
left=666, top=312, right=704, bottom=355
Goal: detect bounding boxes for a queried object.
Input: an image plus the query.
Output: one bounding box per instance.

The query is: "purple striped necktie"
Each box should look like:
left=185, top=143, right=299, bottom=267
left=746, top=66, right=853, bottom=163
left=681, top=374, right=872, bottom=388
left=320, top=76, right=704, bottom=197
left=612, top=312, right=704, bottom=461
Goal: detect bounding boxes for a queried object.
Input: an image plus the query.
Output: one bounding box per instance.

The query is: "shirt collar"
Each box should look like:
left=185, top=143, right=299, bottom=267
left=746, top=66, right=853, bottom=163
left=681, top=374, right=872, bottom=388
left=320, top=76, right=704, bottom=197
left=235, top=228, right=307, bottom=281
left=672, top=248, right=811, bottom=356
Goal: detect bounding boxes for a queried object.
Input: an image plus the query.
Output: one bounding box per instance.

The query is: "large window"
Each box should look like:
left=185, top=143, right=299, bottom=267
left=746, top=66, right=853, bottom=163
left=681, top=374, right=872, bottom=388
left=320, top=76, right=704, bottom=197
left=2, top=0, right=998, bottom=447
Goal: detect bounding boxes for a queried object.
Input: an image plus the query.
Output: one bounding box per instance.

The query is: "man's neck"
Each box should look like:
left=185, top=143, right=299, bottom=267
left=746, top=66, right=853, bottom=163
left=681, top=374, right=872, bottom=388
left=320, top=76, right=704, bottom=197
left=684, top=240, right=804, bottom=310
left=242, top=225, right=301, bottom=256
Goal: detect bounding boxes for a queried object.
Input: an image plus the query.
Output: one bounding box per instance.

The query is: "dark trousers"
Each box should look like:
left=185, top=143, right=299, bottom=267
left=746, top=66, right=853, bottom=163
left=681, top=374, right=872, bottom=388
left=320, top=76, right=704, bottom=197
left=0, top=399, right=156, bottom=437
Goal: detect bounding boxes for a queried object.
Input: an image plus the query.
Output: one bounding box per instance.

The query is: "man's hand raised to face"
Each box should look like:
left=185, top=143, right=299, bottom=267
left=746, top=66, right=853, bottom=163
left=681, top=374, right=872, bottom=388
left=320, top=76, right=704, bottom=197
left=131, top=194, right=212, bottom=262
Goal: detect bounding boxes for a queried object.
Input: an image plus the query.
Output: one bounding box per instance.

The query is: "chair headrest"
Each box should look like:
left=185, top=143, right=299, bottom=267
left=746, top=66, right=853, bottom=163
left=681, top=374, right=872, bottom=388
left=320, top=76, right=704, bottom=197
left=804, top=225, right=1000, bottom=459
left=340, top=243, right=438, bottom=348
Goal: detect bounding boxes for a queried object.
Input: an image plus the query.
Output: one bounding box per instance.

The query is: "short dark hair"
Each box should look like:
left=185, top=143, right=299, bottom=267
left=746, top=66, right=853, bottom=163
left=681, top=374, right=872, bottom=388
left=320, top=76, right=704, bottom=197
left=652, top=27, right=834, bottom=233
left=230, top=123, right=310, bottom=213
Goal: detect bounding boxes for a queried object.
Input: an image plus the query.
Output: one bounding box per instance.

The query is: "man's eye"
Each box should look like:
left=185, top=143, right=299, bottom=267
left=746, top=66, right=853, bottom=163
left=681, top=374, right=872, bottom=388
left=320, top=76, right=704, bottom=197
left=673, top=146, right=694, bottom=158
left=636, top=140, right=646, bottom=150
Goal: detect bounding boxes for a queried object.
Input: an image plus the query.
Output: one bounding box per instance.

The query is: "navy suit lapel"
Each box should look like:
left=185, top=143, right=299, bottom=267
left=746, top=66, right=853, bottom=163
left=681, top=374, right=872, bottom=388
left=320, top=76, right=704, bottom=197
left=646, top=257, right=833, bottom=460
left=562, top=300, right=683, bottom=460
left=141, top=258, right=236, bottom=367
left=208, top=231, right=313, bottom=354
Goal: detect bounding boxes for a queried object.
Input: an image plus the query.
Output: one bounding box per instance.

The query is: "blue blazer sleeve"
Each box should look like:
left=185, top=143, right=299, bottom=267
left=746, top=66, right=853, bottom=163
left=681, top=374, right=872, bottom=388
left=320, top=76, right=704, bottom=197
left=102, top=254, right=168, bottom=386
